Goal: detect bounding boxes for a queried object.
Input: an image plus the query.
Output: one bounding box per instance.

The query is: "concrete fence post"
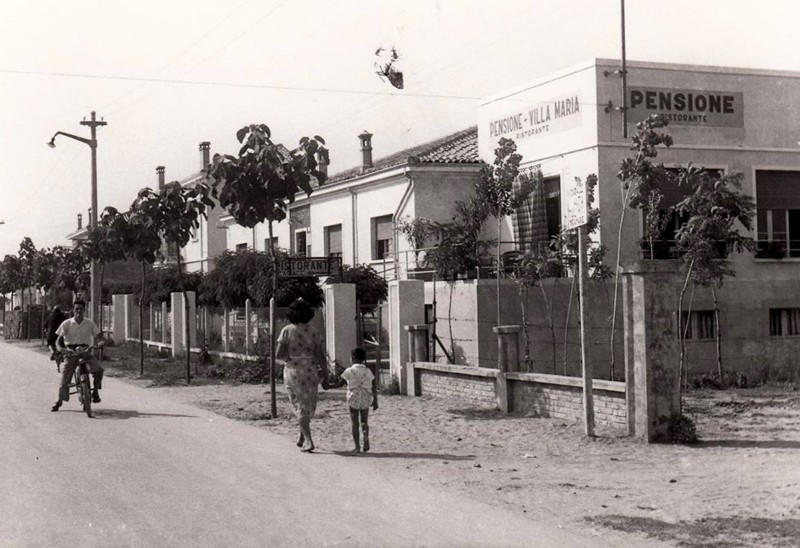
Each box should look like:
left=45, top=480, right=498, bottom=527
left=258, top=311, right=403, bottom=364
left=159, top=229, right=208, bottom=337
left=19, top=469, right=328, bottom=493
left=324, top=283, right=358, bottom=369
left=405, top=324, right=429, bottom=397
left=149, top=303, right=155, bottom=342
left=389, top=280, right=425, bottom=394
left=493, top=325, right=519, bottom=413
left=170, top=291, right=197, bottom=357
left=161, top=301, right=168, bottom=344
left=223, top=307, right=230, bottom=353
left=622, top=260, right=681, bottom=442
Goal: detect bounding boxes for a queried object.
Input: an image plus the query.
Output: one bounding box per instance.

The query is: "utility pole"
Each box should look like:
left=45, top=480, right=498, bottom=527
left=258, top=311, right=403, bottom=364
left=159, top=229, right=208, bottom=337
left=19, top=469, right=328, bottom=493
left=49, top=112, right=106, bottom=322
left=621, top=0, right=628, bottom=138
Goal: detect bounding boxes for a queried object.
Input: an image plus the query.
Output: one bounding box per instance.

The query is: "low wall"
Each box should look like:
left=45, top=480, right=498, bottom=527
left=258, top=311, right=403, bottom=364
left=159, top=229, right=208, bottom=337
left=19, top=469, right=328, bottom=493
left=507, top=372, right=627, bottom=429
left=413, top=362, right=497, bottom=407
left=408, top=362, right=627, bottom=429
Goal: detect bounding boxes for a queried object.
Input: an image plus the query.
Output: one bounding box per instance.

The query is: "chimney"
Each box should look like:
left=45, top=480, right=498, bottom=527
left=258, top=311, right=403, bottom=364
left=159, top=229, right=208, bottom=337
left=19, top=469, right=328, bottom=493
left=358, top=130, right=373, bottom=172
left=316, top=148, right=329, bottom=178
left=199, top=141, right=211, bottom=171
left=156, top=166, right=165, bottom=189
left=77, top=213, right=83, bottom=230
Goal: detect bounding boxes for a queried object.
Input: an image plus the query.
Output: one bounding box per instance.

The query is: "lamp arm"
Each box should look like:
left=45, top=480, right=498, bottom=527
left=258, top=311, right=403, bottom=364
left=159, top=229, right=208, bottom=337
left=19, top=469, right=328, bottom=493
left=51, top=131, right=94, bottom=147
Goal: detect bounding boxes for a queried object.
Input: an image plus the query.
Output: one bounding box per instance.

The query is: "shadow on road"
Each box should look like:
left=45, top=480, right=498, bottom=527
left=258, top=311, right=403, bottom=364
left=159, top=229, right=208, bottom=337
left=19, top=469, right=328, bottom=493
left=692, top=439, right=800, bottom=449
left=88, top=409, right=198, bottom=420
left=330, top=450, right=474, bottom=460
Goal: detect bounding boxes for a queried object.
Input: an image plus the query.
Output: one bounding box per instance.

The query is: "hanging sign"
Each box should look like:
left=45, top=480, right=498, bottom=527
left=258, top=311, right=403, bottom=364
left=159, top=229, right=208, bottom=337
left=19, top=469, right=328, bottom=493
left=564, top=176, right=588, bottom=231
left=277, top=257, right=342, bottom=277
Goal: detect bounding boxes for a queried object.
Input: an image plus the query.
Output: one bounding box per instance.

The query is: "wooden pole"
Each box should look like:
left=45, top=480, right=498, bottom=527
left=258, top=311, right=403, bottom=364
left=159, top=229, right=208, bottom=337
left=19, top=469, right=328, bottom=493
left=578, top=225, right=595, bottom=437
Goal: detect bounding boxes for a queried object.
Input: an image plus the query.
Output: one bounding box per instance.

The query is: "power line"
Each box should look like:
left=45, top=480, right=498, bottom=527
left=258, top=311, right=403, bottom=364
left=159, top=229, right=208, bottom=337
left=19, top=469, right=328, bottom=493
left=0, top=68, right=481, bottom=101
left=100, top=0, right=257, bottom=113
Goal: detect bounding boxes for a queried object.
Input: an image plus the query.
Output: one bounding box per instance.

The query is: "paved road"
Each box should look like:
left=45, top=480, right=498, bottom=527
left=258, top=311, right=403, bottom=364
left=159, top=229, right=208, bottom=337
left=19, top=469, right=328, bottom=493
left=0, top=341, right=607, bottom=547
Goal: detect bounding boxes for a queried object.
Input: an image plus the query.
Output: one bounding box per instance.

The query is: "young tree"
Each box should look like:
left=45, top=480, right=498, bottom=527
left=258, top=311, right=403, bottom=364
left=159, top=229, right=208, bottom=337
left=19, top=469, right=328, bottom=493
left=427, top=198, right=492, bottom=363
left=610, top=114, right=674, bottom=379
left=18, top=237, right=38, bottom=341
left=474, top=138, right=531, bottom=326
left=132, top=181, right=214, bottom=384
left=395, top=216, right=438, bottom=267
left=674, top=167, right=755, bottom=388
left=207, top=124, right=328, bottom=416
left=83, top=216, right=129, bottom=336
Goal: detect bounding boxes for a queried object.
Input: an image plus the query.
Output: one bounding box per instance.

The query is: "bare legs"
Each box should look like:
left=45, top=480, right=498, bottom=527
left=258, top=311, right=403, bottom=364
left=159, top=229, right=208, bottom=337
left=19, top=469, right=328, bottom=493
left=299, top=416, right=314, bottom=452
left=349, top=408, right=370, bottom=452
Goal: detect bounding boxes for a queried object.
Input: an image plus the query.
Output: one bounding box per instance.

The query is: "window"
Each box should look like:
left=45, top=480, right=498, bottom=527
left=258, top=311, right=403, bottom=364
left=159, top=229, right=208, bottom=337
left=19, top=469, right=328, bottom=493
left=770, top=308, right=800, bottom=336
left=641, top=168, right=722, bottom=259
left=680, top=310, right=716, bottom=340
left=264, top=237, right=278, bottom=252
left=756, top=171, right=800, bottom=258
left=511, top=172, right=561, bottom=254
left=294, top=230, right=309, bottom=257
left=372, top=215, right=393, bottom=260
left=325, top=224, right=343, bottom=258
left=235, top=243, right=247, bottom=252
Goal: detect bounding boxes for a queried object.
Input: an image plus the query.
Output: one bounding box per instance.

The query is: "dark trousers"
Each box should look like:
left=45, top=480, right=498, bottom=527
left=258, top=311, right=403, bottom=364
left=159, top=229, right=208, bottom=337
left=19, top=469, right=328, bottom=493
left=58, top=354, right=104, bottom=401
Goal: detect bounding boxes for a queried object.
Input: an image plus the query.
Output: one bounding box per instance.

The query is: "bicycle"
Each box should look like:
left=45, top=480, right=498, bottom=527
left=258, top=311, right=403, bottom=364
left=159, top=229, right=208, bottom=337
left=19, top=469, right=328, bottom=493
left=56, top=345, right=97, bottom=418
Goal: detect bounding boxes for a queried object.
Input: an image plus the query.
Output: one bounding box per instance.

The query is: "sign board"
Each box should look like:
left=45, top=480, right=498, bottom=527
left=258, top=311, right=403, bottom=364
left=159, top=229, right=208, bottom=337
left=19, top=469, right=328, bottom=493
left=564, top=176, right=588, bottom=231
left=486, top=91, right=583, bottom=144
left=627, top=87, right=744, bottom=128
left=277, top=256, right=342, bottom=278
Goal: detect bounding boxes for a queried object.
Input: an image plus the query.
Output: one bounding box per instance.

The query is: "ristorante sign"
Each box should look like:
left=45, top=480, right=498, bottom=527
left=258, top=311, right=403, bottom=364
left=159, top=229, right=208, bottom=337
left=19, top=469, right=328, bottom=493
left=487, top=92, right=582, bottom=142
left=627, top=87, right=744, bottom=128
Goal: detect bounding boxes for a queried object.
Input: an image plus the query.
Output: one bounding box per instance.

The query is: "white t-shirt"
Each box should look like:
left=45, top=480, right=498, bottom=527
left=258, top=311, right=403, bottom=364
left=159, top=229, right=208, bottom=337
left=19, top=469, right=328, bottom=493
left=341, top=363, right=375, bottom=410
left=56, top=317, right=100, bottom=347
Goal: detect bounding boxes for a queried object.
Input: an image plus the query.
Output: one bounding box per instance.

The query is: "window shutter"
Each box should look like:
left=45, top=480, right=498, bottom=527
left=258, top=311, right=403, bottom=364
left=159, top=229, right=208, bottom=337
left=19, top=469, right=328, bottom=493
left=757, top=170, right=800, bottom=210
left=375, top=216, right=393, bottom=240
left=327, top=225, right=342, bottom=254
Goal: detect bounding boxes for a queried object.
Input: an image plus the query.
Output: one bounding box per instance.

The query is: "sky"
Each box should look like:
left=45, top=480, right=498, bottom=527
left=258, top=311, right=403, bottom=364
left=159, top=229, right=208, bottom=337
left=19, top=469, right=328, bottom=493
left=1, top=0, right=798, bottom=257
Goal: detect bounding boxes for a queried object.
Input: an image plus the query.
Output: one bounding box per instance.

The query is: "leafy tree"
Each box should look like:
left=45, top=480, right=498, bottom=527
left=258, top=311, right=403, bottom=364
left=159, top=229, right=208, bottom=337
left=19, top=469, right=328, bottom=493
left=674, top=167, right=755, bottom=387
left=0, top=254, right=23, bottom=311
left=474, top=138, right=533, bottom=326
left=610, top=114, right=674, bottom=379
left=132, top=181, right=214, bottom=383
left=326, top=264, right=388, bottom=312
left=52, top=245, right=90, bottom=297
left=200, top=249, right=322, bottom=309
left=395, top=216, right=438, bottom=266
left=207, top=123, right=328, bottom=417
left=83, top=215, right=130, bottom=332
left=18, top=238, right=38, bottom=340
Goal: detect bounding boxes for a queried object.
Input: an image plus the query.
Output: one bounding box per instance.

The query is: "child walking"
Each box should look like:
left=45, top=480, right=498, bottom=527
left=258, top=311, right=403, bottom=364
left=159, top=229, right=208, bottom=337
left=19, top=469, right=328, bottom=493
left=340, top=347, right=378, bottom=452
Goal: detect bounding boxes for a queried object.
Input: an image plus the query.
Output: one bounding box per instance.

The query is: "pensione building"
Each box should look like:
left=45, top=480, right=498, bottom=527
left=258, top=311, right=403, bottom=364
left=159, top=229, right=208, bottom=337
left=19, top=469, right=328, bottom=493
left=478, top=58, right=800, bottom=375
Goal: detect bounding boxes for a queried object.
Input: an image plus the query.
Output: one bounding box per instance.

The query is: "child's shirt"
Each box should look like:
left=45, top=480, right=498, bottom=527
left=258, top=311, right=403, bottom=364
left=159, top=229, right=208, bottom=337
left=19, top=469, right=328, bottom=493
left=341, top=363, right=375, bottom=410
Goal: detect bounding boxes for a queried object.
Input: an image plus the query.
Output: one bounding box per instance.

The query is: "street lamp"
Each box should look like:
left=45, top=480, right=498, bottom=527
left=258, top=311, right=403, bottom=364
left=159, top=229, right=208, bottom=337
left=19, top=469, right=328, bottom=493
left=48, top=111, right=107, bottom=322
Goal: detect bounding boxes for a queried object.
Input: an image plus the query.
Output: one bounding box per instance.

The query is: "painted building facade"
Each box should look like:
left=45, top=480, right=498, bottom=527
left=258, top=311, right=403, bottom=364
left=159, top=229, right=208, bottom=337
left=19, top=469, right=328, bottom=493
left=222, top=128, right=484, bottom=279
left=478, top=58, right=800, bottom=374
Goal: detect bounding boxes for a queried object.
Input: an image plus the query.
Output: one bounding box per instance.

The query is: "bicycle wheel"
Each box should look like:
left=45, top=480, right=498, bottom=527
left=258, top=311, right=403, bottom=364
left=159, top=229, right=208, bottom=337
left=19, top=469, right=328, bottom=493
left=80, top=375, right=93, bottom=418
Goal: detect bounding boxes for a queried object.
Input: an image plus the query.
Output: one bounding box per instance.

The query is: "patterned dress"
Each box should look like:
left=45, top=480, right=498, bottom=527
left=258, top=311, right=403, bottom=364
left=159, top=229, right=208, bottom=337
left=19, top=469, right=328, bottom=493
left=276, top=323, right=323, bottom=420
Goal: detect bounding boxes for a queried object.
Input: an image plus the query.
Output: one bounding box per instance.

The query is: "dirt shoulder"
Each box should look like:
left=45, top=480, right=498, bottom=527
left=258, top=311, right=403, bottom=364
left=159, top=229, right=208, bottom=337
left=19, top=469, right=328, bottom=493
left=28, top=342, right=800, bottom=546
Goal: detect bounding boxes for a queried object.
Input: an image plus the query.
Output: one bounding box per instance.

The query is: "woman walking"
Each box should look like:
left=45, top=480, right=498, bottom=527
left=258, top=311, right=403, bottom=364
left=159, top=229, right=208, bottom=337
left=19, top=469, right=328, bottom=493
left=276, top=298, right=328, bottom=453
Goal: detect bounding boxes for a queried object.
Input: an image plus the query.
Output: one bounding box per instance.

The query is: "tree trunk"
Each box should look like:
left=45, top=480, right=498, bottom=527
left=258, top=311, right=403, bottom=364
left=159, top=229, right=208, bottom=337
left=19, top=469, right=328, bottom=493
left=712, top=284, right=722, bottom=379
left=268, top=220, right=278, bottom=418
left=519, top=284, right=530, bottom=370
left=610, top=174, right=638, bottom=380
left=139, top=260, right=146, bottom=376
left=677, top=259, right=694, bottom=406
left=448, top=281, right=455, bottom=364
left=176, top=252, right=191, bottom=384
left=496, top=216, right=501, bottom=328
left=563, top=275, right=576, bottom=375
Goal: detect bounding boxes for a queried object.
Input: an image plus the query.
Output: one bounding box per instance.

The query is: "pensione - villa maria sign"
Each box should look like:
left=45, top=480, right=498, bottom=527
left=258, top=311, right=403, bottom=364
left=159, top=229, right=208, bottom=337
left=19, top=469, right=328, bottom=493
left=627, top=87, right=744, bottom=127
left=487, top=92, right=583, bottom=143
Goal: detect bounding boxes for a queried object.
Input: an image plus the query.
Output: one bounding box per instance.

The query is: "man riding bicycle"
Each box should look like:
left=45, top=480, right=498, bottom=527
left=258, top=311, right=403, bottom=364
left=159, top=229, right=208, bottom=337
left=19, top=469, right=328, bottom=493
left=51, top=299, right=105, bottom=412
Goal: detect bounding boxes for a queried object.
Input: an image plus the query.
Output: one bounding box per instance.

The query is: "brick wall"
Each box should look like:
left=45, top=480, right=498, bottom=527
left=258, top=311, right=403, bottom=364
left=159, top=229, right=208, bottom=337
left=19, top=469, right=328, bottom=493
left=409, top=362, right=627, bottom=430
left=413, top=363, right=497, bottom=407
left=508, top=374, right=627, bottom=429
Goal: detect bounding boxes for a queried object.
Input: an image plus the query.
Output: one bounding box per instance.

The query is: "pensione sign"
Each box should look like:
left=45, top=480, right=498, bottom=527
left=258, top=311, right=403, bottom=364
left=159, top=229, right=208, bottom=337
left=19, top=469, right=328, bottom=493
left=627, top=87, right=744, bottom=128
left=487, top=92, right=583, bottom=143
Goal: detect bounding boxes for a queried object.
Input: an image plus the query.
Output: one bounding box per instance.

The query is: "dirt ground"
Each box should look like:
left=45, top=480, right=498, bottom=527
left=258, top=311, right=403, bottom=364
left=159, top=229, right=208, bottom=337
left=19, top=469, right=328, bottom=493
left=31, top=342, right=800, bottom=546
